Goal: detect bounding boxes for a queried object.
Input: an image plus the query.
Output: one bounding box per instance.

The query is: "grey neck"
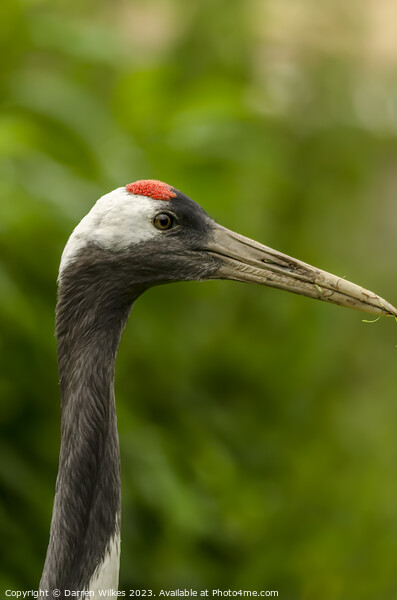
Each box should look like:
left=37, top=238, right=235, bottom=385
left=40, top=252, right=142, bottom=595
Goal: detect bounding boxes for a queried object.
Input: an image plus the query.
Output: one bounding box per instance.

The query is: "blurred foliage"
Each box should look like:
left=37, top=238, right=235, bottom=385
left=1, top=1, right=397, bottom=599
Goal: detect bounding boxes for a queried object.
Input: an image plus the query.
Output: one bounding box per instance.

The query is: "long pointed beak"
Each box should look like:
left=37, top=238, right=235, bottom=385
left=206, top=224, right=397, bottom=317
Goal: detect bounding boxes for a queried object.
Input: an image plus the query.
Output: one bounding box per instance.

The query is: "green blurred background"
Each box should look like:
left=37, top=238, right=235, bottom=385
left=1, top=0, right=397, bottom=598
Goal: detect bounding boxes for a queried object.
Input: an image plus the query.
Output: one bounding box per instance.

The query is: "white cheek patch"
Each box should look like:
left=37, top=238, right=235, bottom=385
left=60, top=187, right=165, bottom=273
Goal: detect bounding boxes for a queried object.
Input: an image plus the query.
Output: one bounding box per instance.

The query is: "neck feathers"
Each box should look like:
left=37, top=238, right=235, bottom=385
left=40, top=251, right=137, bottom=596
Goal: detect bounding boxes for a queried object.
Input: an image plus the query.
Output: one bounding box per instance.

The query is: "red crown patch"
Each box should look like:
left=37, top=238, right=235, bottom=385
left=126, top=180, right=177, bottom=201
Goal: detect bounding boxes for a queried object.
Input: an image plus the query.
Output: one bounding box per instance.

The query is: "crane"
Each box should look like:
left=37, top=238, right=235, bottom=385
left=39, top=179, right=397, bottom=597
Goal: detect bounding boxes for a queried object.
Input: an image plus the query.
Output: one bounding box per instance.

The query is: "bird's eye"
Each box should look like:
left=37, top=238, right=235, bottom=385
left=153, top=212, right=176, bottom=231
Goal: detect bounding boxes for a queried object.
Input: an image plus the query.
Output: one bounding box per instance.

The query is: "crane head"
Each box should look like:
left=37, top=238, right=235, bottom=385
left=59, top=180, right=397, bottom=318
